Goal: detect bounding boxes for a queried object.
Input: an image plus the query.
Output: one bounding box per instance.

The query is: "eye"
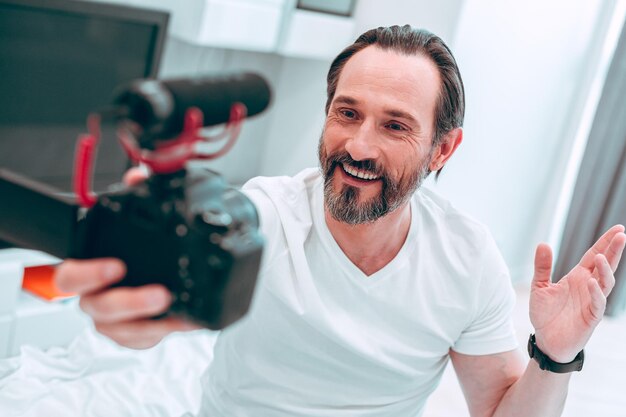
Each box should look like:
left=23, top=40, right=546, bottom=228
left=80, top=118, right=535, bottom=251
left=385, top=122, right=407, bottom=132
left=339, top=108, right=357, bottom=119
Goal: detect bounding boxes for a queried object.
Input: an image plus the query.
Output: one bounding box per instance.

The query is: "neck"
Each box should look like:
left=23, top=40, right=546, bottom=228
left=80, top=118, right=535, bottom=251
left=325, top=202, right=412, bottom=276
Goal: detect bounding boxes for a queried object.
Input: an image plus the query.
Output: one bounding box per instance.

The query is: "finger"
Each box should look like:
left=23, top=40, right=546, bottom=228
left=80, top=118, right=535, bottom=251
left=122, top=166, right=149, bottom=186
left=587, top=278, right=607, bottom=322
left=580, top=225, right=626, bottom=270
left=594, top=254, right=616, bottom=297
left=604, top=232, right=626, bottom=272
left=532, top=243, right=553, bottom=287
left=55, top=258, right=126, bottom=294
left=94, top=317, right=201, bottom=350
left=79, top=284, right=172, bottom=323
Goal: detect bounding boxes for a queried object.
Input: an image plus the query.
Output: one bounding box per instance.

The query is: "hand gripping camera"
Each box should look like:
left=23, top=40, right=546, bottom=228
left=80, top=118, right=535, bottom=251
left=0, top=73, right=271, bottom=330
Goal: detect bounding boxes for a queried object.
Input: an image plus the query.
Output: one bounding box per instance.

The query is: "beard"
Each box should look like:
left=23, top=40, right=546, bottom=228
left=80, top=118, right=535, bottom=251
left=318, top=136, right=433, bottom=225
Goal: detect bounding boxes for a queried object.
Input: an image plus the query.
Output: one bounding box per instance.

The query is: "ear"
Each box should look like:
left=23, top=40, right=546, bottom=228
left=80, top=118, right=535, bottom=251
left=429, top=128, right=463, bottom=172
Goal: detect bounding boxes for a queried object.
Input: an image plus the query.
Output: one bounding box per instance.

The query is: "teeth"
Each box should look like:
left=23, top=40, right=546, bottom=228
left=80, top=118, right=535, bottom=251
left=342, top=163, right=380, bottom=180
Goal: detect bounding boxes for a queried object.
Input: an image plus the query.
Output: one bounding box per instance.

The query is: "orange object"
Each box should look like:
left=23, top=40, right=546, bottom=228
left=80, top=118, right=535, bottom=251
left=21, top=264, right=76, bottom=301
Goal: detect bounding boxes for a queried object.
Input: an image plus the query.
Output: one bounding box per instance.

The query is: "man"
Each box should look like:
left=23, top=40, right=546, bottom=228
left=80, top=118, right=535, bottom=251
left=57, top=25, right=626, bottom=416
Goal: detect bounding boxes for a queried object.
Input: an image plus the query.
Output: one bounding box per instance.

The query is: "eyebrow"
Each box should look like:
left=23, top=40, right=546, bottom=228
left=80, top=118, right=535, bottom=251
left=333, top=95, right=421, bottom=129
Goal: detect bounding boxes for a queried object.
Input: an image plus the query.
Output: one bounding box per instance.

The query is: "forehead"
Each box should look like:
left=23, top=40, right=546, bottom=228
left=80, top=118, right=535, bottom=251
left=335, top=46, right=441, bottom=125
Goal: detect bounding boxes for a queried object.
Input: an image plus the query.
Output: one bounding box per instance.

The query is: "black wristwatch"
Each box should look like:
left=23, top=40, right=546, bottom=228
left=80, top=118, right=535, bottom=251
left=527, top=334, right=584, bottom=373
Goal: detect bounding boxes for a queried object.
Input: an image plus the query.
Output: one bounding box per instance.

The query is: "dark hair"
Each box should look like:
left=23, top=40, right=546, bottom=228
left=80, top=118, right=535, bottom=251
left=326, top=25, right=465, bottom=171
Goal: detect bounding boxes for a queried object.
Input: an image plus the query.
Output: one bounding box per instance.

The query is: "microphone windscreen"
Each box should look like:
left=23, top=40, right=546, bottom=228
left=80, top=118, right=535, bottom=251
left=165, top=73, right=272, bottom=127
left=112, top=72, right=272, bottom=142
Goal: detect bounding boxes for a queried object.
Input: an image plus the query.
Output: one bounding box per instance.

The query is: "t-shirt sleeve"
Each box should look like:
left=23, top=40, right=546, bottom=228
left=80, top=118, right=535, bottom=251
left=241, top=184, right=278, bottom=239
left=452, top=233, right=519, bottom=355
left=241, top=178, right=287, bottom=275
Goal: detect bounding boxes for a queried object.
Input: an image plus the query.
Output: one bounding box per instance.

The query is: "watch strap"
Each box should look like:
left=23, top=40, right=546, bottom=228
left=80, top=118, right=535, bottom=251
left=527, top=334, right=584, bottom=373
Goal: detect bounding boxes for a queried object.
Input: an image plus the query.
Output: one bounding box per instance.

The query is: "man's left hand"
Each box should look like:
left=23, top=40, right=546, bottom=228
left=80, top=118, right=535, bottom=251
left=529, top=224, right=626, bottom=363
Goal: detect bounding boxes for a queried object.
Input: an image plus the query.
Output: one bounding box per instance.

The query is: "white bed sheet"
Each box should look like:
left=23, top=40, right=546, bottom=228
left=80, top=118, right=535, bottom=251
left=3, top=284, right=625, bottom=417
left=0, top=326, right=217, bottom=417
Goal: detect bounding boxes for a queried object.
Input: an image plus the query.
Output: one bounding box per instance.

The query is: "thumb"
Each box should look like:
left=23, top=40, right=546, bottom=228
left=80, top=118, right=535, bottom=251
left=532, top=243, right=553, bottom=288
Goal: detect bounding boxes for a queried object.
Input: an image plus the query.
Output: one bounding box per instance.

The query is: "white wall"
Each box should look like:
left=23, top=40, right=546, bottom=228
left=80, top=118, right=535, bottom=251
left=353, top=0, right=465, bottom=47
left=257, top=56, right=328, bottom=177
left=428, top=0, right=617, bottom=281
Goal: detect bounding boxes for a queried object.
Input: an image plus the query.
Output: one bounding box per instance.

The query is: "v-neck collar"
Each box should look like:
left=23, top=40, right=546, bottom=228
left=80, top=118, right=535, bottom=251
left=310, top=178, right=418, bottom=287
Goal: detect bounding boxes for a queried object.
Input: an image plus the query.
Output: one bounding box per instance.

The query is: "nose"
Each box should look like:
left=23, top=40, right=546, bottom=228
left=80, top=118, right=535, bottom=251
left=344, top=120, right=380, bottom=162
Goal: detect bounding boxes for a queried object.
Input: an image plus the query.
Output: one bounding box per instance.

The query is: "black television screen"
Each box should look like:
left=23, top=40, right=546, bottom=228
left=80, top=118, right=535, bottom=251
left=0, top=0, right=168, bottom=192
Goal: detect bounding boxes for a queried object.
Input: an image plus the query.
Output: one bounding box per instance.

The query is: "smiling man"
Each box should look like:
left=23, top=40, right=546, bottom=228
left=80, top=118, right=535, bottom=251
left=56, top=25, right=626, bottom=417
left=318, top=42, right=455, bottom=276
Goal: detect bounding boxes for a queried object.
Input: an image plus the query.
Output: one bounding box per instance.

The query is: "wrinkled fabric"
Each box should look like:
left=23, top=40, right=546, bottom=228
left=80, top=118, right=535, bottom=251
left=0, top=325, right=216, bottom=417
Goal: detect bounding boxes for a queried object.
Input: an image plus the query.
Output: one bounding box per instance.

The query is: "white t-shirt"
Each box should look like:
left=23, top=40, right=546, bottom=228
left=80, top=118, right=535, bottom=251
left=199, top=168, right=517, bottom=416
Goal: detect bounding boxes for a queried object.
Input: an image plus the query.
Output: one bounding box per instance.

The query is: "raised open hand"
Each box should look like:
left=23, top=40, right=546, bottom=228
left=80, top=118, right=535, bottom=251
left=529, top=225, right=626, bottom=363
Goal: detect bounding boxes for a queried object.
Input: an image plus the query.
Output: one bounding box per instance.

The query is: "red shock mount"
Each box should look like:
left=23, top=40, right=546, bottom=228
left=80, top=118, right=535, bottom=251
left=73, top=103, right=247, bottom=208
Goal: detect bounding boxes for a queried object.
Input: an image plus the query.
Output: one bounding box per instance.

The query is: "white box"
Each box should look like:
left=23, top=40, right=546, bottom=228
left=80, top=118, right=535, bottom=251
left=0, top=260, right=23, bottom=315
left=0, top=315, right=14, bottom=358
left=10, top=293, right=88, bottom=356
left=132, top=0, right=287, bottom=52
left=277, top=9, right=356, bottom=60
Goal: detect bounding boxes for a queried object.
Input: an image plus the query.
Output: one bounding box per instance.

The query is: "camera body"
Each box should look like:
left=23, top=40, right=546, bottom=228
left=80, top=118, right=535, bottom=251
left=78, top=168, right=263, bottom=329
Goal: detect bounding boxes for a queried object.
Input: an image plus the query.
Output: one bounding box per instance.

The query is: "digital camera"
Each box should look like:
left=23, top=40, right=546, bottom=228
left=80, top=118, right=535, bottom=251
left=0, top=72, right=271, bottom=329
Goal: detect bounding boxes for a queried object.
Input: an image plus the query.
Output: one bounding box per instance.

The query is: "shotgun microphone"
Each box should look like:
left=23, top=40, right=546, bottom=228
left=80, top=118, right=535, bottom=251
left=108, top=72, right=271, bottom=148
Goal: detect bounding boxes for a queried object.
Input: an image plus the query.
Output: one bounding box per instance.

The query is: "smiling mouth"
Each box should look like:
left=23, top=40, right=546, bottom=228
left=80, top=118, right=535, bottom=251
left=341, top=163, right=380, bottom=181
